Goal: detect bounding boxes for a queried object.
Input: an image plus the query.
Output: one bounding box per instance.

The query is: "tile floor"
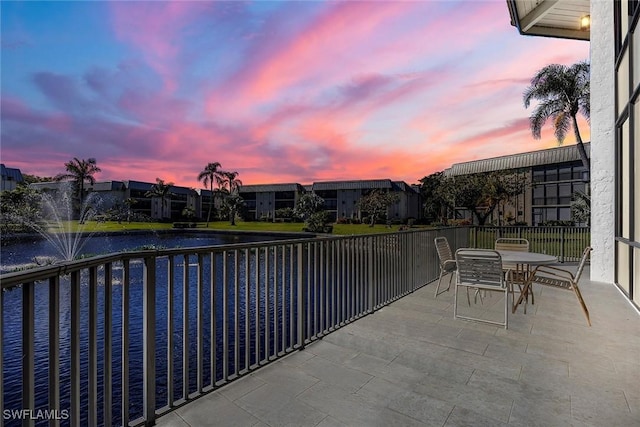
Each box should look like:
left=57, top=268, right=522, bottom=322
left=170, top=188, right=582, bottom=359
left=156, top=266, right=640, bottom=427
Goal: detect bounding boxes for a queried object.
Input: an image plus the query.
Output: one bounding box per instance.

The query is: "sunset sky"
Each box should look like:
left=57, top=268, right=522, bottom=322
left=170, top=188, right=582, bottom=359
left=1, top=0, right=590, bottom=188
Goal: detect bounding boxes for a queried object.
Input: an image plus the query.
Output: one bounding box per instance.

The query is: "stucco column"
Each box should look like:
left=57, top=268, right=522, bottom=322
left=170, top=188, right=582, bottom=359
left=589, top=0, right=615, bottom=283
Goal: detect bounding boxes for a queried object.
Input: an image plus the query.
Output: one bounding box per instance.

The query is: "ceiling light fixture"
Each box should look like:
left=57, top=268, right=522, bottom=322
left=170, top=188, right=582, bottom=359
left=580, top=15, right=590, bottom=31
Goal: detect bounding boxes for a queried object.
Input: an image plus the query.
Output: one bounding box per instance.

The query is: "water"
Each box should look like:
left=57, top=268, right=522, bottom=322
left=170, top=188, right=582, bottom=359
left=1, top=232, right=299, bottom=426
left=0, top=231, right=278, bottom=274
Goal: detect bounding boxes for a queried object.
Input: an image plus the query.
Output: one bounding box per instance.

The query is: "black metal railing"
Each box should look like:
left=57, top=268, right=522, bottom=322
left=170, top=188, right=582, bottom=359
left=0, top=227, right=467, bottom=426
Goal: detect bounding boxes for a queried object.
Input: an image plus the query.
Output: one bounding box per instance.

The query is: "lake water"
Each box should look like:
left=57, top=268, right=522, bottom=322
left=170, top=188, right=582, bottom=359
left=1, top=231, right=301, bottom=426
left=0, top=231, right=291, bottom=274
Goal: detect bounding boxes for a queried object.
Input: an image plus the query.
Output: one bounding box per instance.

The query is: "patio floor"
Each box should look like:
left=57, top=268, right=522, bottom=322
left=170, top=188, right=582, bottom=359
left=156, top=266, right=640, bottom=427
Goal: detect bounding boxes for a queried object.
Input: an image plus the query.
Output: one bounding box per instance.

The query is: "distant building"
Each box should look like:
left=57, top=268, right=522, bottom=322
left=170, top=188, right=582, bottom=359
left=444, top=143, right=590, bottom=226
left=27, top=177, right=421, bottom=223
left=239, top=183, right=305, bottom=220
left=1, top=164, right=24, bottom=191
left=29, top=180, right=202, bottom=220
left=311, top=179, right=421, bottom=222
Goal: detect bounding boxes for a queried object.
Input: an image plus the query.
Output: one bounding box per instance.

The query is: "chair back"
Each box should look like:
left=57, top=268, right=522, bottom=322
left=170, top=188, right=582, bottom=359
left=434, top=236, right=454, bottom=266
left=455, top=249, right=504, bottom=288
left=574, top=246, right=592, bottom=282
left=495, top=238, right=529, bottom=252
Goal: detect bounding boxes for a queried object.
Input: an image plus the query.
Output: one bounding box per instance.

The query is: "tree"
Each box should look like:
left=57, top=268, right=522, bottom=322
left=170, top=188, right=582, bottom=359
left=123, top=197, right=137, bottom=223
left=145, top=178, right=173, bottom=219
left=221, top=194, right=245, bottom=226
left=444, top=171, right=527, bottom=226
left=217, top=171, right=243, bottom=224
left=524, top=61, right=590, bottom=171
left=356, top=189, right=400, bottom=227
left=419, top=172, right=454, bottom=224
left=571, top=190, right=590, bottom=226
left=55, top=157, right=101, bottom=207
left=221, top=171, right=242, bottom=195
left=197, top=162, right=224, bottom=227
left=294, top=192, right=327, bottom=232
left=0, top=186, right=42, bottom=234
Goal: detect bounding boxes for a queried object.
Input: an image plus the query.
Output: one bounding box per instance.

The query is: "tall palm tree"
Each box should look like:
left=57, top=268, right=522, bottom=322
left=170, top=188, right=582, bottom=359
left=222, top=171, right=243, bottom=195
left=220, top=171, right=242, bottom=225
left=197, top=162, right=224, bottom=227
left=55, top=157, right=102, bottom=206
left=145, top=178, right=173, bottom=219
left=524, top=61, right=590, bottom=171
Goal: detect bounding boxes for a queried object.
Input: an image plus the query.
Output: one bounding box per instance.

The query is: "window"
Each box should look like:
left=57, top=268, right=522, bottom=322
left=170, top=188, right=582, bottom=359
left=533, top=185, right=544, bottom=205
left=559, top=166, right=572, bottom=180
left=532, top=170, right=545, bottom=183
left=558, top=183, right=572, bottom=204
left=558, top=207, right=571, bottom=221
left=546, top=184, right=558, bottom=204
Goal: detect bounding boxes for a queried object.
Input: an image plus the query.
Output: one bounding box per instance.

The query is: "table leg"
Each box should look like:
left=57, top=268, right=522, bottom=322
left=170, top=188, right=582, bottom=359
left=512, top=269, right=535, bottom=314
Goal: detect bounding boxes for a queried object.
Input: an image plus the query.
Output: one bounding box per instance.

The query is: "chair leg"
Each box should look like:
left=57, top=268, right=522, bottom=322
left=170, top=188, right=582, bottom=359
left=435, top=269, right=453, bottom=298
left=434, top=270, right=444, bottom=297
left=503, top=288, right=508, bottom=329
left=572, top=285, right=591, bottom=326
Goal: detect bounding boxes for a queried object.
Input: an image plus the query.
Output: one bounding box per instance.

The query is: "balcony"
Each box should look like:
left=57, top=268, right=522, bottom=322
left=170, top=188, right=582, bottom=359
left=158, top=265, right=639, bottom=426
left=1, top=227, right=637, bottom=426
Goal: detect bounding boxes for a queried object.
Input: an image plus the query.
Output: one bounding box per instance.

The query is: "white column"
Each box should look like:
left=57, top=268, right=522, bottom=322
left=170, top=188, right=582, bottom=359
left=589, top=0, right=615, bottom=283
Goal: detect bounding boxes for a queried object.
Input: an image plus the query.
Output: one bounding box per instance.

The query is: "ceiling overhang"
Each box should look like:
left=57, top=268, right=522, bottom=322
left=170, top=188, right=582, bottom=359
left=506, top=0, right=590, bottom=41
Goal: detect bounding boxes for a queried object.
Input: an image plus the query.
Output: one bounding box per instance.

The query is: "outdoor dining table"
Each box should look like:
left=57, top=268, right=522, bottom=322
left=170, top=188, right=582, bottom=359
left=497, top=249, right=558, bottom=314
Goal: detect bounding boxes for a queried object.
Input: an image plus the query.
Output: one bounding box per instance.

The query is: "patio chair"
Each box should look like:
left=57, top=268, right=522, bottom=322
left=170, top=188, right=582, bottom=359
left=454, top=249, right=508, bottom=329
left=434, top=236, right=456, bottom=297
left=530, top=246, right=592, bottom=326
left=495, top=238, right=531, bottom=304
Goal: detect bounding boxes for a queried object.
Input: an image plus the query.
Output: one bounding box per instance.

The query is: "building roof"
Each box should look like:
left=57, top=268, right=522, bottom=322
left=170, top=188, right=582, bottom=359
left=239, top=183, right=305, bottom=193
left=1, top=164, right=24, bottom=182
left=445, top=143, right=590, bottom=176
left=506, top=0, right=590, bottom=41
left=392, top=181, right=418, bottom=194
left=312, top=179, right=395, bottom=191
left=89, top=181, right=126, bottom=191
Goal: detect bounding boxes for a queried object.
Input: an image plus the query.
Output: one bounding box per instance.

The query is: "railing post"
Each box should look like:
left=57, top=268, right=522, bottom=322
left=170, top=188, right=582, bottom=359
left=121, top=260, right=130, bottom=427
left=0, top=286, right=3, bottom=427
left=560, top=227, right=566, bottom=263
left=48, top=277, right=60, bottom=427
left=143, top=256, right=157, bottom=426
left=70, top=272, right=80, bottom=427
left=103, top=264, right=113, bottom=427
left=88, top=267, right=98, bottom=426
left=297, top=242, right=306, bottom=349
left=22, top=282, right=35, bottom=427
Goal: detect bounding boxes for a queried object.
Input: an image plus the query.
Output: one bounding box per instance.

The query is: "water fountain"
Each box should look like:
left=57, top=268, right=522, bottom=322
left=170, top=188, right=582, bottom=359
left=10, top=183, right=103, bottom=263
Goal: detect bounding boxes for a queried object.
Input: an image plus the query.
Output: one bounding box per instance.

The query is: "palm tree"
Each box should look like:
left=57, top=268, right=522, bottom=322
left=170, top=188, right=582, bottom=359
left=123, top=197, right=137, bottom=223
left=220, top=171, right=243, bottom=225
left=524, top=61, right=590, bottom=171
left=197, top=162, right=224, bottom=227
left=55, top=157, right=102, bottom=206
left=222, top=171, right=243, bottom=195
left=145, top=178, right=173, bottom=219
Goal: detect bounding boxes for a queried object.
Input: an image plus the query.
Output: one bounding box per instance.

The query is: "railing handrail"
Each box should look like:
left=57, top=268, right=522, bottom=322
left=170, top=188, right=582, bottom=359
left=0, top=227, right=456, bottom=289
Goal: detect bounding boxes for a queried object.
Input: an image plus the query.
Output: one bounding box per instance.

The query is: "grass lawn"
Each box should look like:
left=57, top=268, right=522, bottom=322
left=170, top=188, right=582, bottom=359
left=55, top=220, right=420, bottom=236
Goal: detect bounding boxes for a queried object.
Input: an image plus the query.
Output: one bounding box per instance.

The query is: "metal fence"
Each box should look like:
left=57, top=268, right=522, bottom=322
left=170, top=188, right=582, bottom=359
left=469, top=226, right=590, bottom=262
left=0, top=227, right=467, bottom=426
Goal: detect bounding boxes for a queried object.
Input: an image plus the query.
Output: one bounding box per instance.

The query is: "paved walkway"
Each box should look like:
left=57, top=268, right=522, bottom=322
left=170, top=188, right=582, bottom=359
left=157, top=267, right=640, bottom=426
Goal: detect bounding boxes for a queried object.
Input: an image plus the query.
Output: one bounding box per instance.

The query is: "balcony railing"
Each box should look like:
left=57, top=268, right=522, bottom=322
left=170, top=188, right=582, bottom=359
left=469, top=225, right=590, bottom=262
left=0, top=227, right=468, bottom=426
